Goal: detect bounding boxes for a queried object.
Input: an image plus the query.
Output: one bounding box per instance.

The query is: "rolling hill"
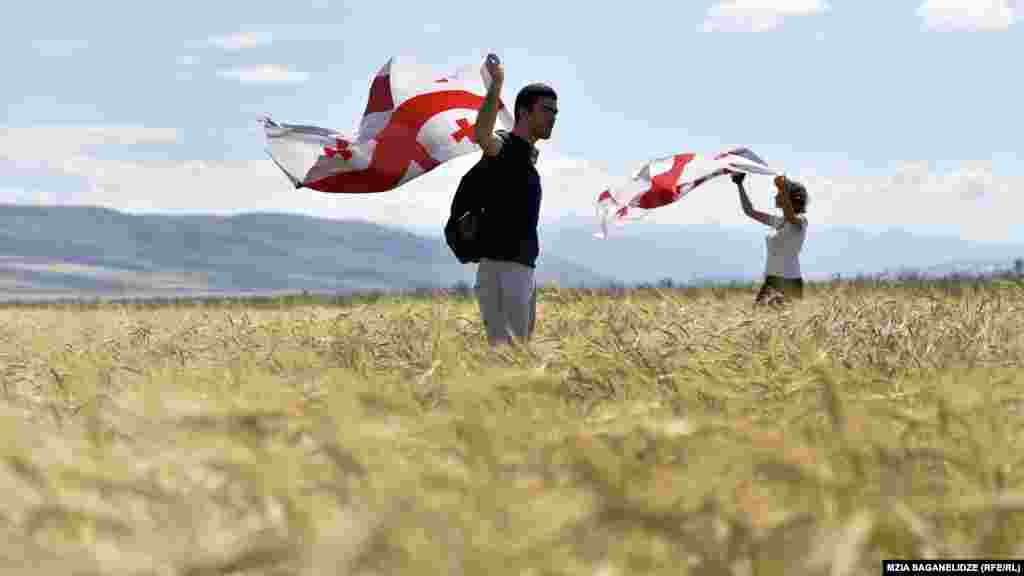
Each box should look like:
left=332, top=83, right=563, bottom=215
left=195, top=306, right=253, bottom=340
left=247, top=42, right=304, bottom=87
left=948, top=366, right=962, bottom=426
left=0, top=205, right=610, bottom=298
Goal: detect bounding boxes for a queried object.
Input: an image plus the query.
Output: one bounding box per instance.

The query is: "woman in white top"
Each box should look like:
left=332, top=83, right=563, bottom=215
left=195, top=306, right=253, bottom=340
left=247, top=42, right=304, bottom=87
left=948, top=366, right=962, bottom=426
left=732, top=172, right=809, bottom=304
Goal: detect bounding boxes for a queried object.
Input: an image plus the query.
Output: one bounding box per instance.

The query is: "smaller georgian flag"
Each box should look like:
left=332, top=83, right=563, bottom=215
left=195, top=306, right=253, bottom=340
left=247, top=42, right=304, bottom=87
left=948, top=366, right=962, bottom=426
left=594, top=147, right=778, bottom=239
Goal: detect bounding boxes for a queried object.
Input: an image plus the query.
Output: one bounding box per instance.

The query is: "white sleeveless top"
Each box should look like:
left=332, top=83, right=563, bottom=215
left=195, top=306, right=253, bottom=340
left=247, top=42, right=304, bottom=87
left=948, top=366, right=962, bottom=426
left=765, top=215, right=807, bottom=279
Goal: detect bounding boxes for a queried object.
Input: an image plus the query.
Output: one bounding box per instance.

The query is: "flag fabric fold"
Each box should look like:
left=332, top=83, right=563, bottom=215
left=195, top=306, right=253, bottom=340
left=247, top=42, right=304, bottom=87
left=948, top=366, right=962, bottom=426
left=594, top=147, right=778, bottom=238
left=262, top=55, right=513, bottom=194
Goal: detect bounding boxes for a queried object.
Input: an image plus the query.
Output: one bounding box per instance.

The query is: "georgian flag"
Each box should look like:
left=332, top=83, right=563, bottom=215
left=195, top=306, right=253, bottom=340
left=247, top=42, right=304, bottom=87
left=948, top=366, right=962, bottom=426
left=594, top=147, right=778, bottom=238
left=262, top=55, right=513, bottom=194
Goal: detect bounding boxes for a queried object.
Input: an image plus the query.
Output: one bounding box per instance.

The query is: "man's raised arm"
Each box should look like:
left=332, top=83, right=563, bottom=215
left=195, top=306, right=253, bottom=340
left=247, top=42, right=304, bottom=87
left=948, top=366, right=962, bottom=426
left=475, top=53, right=505, bottom=157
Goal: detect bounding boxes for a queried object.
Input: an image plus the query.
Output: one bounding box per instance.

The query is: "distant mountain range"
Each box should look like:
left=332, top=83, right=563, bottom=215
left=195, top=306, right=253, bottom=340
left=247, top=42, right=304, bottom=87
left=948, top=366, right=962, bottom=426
left=0, top=205, right=608, bottom=298
left=542, top=216, right=1024, bottom=284
left=1, top=204, right=1021, bottom=299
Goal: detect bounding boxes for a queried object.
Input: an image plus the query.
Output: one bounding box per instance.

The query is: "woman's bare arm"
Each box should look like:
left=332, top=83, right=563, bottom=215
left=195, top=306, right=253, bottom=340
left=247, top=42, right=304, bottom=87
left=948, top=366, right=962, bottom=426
left=737, top=179, right=773, bottom=226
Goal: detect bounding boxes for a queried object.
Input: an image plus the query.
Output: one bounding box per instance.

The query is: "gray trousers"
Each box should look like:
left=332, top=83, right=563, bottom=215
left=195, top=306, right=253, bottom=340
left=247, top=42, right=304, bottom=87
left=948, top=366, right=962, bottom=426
left=475, top=258, right=536, bottom=346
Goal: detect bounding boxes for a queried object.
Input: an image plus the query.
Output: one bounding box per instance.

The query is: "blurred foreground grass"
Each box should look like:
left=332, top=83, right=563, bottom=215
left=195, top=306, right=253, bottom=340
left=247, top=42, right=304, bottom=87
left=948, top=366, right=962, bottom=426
left=1, top=279, right=1023, bottom=575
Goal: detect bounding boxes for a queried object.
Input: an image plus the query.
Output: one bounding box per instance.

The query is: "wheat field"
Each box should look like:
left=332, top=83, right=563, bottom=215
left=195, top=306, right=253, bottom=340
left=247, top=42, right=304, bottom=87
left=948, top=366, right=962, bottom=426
left=1, top=279, right=1023, bottom=575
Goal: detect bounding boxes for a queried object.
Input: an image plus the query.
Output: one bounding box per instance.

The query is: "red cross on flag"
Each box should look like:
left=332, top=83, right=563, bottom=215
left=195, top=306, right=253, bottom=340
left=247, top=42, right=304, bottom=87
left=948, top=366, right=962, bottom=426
left=262, top=55, right=513, bottom=194
left=594, top=148, right=778, bottom=239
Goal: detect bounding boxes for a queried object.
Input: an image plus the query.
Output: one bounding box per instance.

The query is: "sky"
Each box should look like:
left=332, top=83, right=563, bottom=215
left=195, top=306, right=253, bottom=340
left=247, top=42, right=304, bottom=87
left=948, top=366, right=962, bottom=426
left=2, top=0, right=1021, bottom=244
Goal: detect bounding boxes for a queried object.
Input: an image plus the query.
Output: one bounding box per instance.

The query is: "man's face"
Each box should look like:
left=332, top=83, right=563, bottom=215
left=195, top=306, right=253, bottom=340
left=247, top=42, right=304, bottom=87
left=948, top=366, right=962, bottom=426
left=527, top=97, right=558, bottom=140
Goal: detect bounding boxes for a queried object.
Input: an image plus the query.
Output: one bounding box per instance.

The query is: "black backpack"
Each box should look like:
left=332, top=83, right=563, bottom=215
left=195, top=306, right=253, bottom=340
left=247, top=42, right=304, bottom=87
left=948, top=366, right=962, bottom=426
left=445, top=154, right=496, bottom=264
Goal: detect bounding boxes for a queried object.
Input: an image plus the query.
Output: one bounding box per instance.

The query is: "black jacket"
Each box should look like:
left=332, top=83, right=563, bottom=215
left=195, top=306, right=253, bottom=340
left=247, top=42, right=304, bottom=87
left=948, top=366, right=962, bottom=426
left=480, top=130, right=542, bottom=268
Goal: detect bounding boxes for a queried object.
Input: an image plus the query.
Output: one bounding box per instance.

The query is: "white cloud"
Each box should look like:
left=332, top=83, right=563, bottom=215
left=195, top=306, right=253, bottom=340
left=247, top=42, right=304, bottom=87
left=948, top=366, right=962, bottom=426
left=0, top=125, right=178, bottom=172
left=176, top=55, right=199, bottom=81
left=536, top=155, right=617, bottom=223
left=918, top=0, right=1018, bottom=31
left=207, top=31, right=273, bottom=51
left=0, top=186, right=40, bottom=204
left=0, top=128, right=607, bottom=234
left=32, top=39, right=89, bottom=58
left=570, top=157, right=1023, bottom=244
left=2, top=126, right=1021, bottom=244
left=216, top=65, right=310, bottom=85
left=0, top=154, right=460, bottom=231
left=788, top=160, right=1021, bottom=243
left=702, top=0, right=831, bottom=32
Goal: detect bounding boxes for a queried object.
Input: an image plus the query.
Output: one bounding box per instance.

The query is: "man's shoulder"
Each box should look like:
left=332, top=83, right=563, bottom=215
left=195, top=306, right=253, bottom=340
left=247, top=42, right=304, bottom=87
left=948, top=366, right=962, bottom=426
left=497, top=130, right=536, bottom=150
left=481, top=129, right=509, bottom=157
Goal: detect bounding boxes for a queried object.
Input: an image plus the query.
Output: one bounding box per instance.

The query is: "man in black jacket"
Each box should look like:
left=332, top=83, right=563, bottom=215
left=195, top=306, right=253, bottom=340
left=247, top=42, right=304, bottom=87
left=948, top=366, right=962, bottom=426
left=473, top=53, right=558, bottom=346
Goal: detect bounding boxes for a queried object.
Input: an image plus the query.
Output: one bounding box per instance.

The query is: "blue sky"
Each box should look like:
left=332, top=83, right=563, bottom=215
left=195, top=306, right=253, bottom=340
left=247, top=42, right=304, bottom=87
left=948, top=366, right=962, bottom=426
left=2, top=0, right=1021, bottom=243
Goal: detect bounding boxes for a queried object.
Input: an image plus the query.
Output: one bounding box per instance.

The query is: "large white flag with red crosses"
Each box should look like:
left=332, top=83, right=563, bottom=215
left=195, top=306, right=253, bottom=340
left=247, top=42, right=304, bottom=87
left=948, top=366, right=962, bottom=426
left=262, top=55, right=513, bottom=194
left=594, top=147, right=779, bottom=239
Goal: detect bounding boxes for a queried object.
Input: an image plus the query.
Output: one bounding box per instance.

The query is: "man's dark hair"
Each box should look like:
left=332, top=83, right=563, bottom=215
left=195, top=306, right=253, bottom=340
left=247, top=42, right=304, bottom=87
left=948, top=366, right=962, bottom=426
left=514, top=83, right=557, bottom=124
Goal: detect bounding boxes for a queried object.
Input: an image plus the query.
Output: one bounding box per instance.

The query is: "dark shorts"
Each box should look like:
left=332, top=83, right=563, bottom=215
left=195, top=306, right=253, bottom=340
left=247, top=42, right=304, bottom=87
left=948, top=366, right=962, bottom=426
left=755, top=275, right=804, bottom=304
